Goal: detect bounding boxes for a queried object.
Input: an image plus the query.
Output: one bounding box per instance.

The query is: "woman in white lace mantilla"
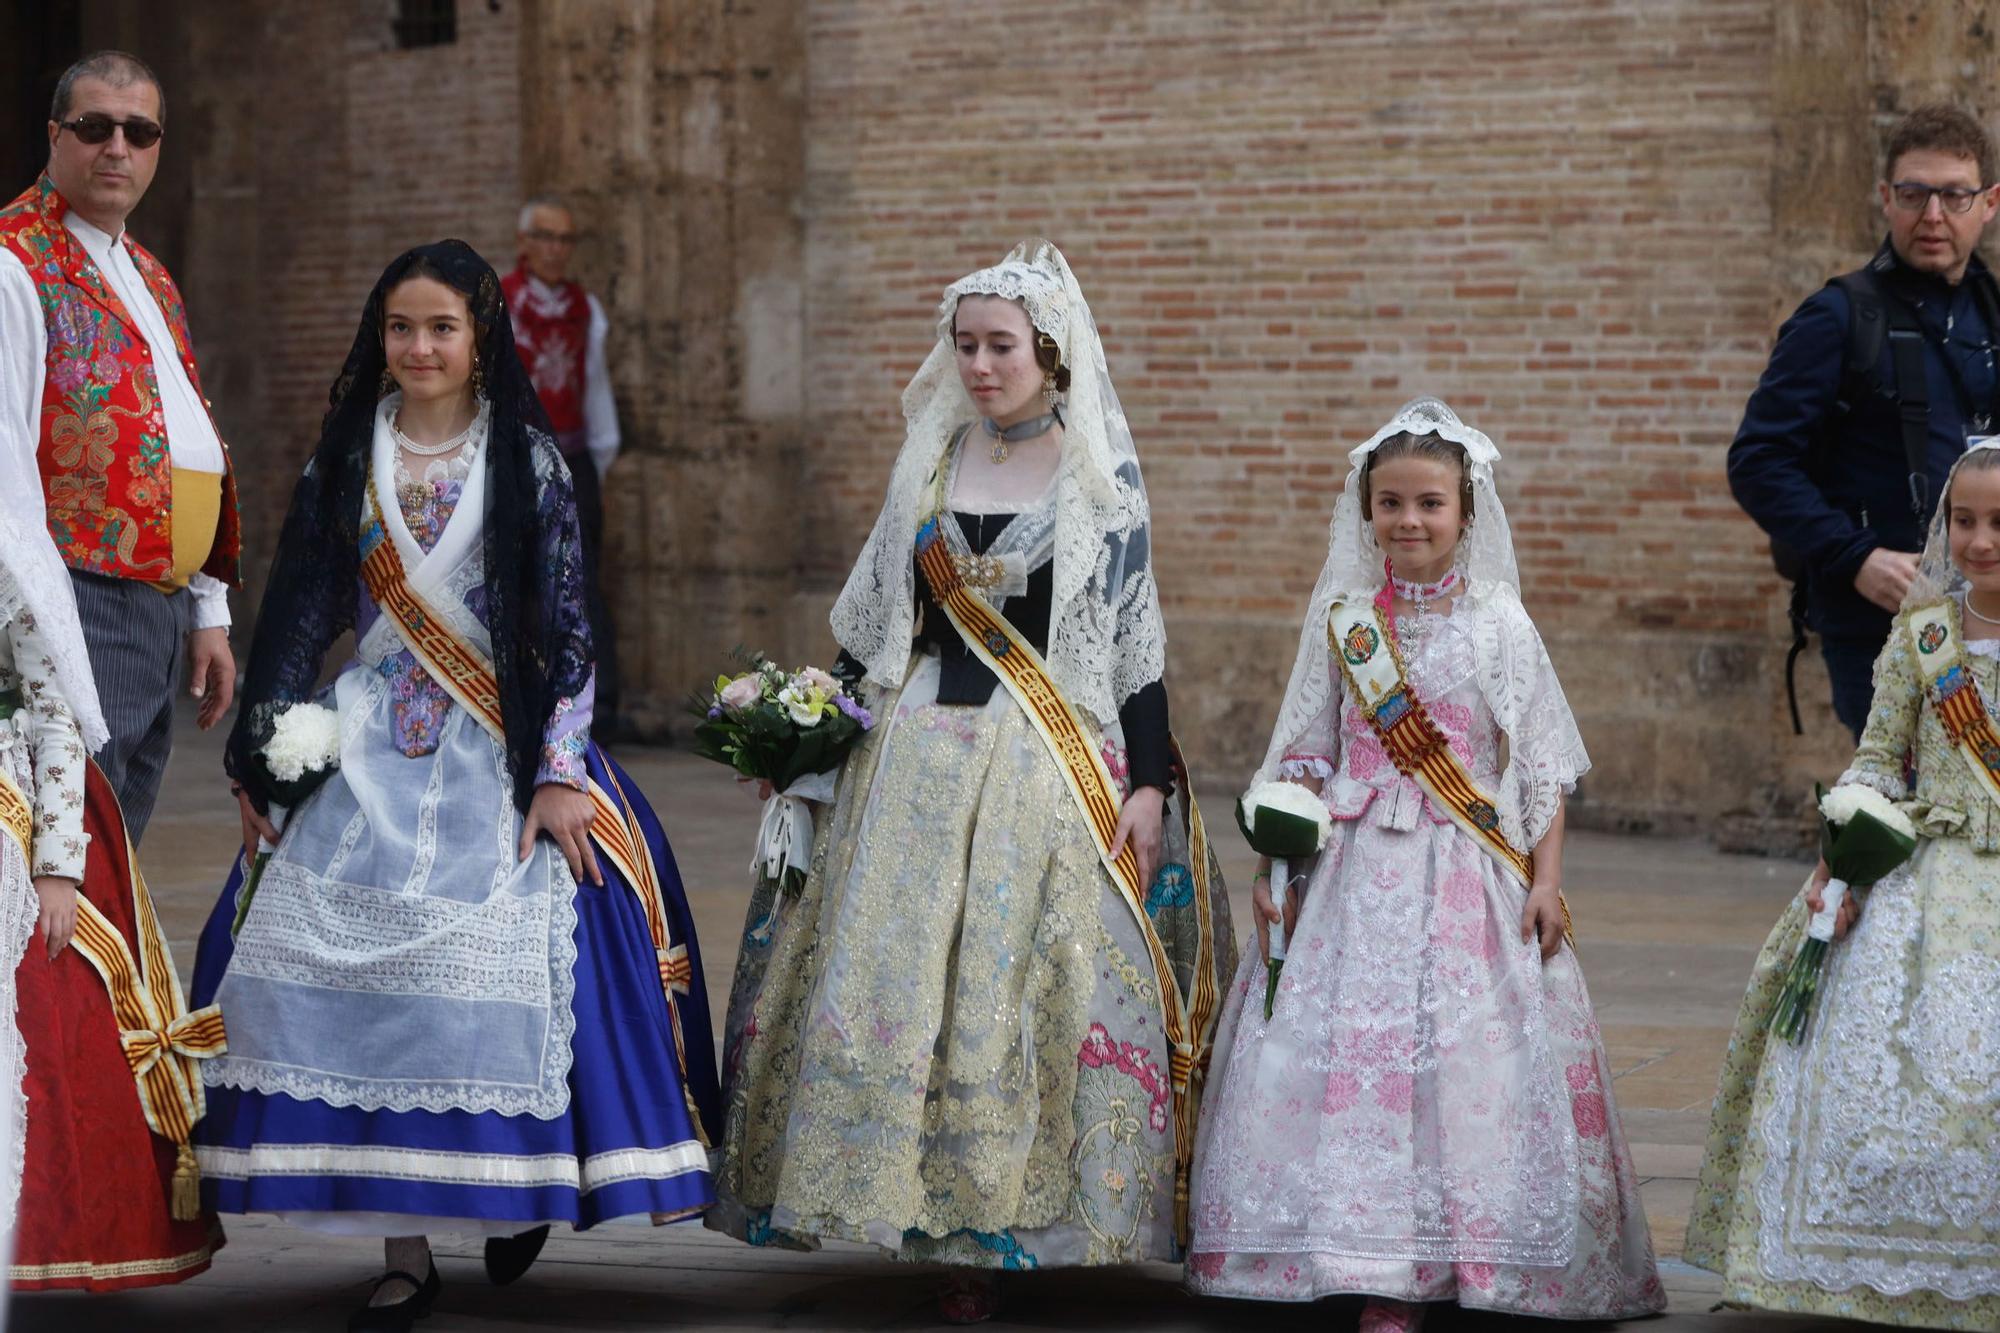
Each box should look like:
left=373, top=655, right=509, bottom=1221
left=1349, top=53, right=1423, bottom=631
left=1687, top=440, right=2000, bottom=1331
left=707, top=240, right=1234, bottom=1323
left=1186, top=399, right=1663, bottom=1328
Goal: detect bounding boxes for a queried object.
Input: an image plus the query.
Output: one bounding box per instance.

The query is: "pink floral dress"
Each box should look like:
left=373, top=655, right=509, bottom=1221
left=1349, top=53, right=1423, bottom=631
left=1187, top=604, right=1663, bottom=1317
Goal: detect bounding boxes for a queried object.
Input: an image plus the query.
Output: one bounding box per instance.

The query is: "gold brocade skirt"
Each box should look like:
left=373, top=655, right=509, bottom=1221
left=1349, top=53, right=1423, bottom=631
left=707, top=655, right=1231, bottom=1268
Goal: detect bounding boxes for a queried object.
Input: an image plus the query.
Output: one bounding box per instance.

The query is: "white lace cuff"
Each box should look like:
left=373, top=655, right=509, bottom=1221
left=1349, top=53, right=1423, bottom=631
left=1277, top=755, right=1335, bottom=783
left=1834, top=767, right=1908, bottom=802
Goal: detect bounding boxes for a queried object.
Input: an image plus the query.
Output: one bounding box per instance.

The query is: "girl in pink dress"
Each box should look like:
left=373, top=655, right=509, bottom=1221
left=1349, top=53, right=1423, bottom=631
left=1186, top=398, right=1663, bottom=1330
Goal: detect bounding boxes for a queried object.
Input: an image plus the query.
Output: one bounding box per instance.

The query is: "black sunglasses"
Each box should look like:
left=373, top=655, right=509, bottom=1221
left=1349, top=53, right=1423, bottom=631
left=57, top=113, right=163, bottom=150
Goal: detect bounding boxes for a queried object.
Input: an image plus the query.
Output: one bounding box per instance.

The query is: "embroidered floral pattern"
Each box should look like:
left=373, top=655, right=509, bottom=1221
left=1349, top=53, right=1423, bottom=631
left=0, top=607, right=89, bottom=880
left=1187, top=604, right=1661, bottom=1318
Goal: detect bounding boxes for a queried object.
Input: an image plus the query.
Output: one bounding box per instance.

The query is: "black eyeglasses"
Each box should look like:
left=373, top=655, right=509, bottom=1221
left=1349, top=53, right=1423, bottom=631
left=1889, top=181, right=1989, bottom=214
left=57, top=113, right=163, bottom=150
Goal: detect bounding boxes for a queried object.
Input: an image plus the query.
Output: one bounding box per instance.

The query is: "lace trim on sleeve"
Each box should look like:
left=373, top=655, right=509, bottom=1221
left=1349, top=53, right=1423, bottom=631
left=1470, top=586, right=1590, bottom=851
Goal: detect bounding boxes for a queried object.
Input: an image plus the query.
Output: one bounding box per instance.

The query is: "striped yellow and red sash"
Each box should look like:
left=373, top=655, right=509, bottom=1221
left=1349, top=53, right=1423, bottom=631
left=0, top=766, right=226, bottom=1220
left=1328, top=600, right=1574, bottom=944
left=1907, top=600, right=2000, bottom=809
left=358, top=481, right=706, bottom=1139
left=913, top=515, right=1221, bottom=1242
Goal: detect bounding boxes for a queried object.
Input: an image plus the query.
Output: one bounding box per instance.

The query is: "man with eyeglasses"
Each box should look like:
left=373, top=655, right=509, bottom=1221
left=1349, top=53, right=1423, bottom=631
left=1730, top=103, right=2000, bottom=739
left=502, top=196, right=622, bottom=731
left=0, top=49, right=241, bottom=837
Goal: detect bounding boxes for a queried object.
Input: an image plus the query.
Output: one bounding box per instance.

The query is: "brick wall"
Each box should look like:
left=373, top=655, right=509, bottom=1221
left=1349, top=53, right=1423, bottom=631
left=793, top=0, right=1792, bottom=832
left=151, top=0, right=2000, bottom=837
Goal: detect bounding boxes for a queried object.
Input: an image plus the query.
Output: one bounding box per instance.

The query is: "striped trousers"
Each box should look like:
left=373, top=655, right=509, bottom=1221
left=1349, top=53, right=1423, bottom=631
left=67, top=571, right=192, bottom=844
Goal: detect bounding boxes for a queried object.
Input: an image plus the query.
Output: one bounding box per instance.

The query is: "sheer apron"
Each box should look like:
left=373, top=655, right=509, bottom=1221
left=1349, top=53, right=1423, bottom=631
left=202, top=403, right=579, bottom=1119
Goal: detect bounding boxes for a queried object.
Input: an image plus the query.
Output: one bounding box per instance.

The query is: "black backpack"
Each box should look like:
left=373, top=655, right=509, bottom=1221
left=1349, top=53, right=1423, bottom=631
left=1771, top=257, right=2000, bottom=732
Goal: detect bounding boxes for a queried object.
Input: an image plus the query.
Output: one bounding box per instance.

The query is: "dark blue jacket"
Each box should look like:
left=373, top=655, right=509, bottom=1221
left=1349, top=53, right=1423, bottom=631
left=1728, top=239, right=2000, bottom=643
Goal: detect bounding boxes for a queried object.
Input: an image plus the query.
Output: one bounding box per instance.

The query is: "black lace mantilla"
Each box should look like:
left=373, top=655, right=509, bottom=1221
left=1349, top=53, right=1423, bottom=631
left=227, top=239, right=591, bottom=814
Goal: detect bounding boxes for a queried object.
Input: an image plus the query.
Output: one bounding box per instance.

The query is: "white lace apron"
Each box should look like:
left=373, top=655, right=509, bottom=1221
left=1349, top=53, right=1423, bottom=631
left=203, top=417, right=580, bottom=1119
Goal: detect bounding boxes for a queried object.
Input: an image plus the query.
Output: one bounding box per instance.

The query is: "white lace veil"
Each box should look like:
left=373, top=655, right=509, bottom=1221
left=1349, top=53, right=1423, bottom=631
left=829, top=239, right=1166, bottom=723
left=1904, top=436, right=2000, bottom=610
left=0, top=440, right=108, bottom=753
left=1254, top=397, right=1585, bottom=849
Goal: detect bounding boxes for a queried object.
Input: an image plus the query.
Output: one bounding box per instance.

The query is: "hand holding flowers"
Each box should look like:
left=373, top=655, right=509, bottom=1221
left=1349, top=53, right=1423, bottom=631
left=1236, top=779, right=1333, bottom=1019
left=690, top=653, right=875, bottom=895
left=1769, top=783, right=1917, bottom=1044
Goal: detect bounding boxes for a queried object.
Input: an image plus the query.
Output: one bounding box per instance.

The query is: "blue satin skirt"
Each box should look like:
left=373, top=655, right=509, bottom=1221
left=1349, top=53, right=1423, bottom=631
left=191, top=746, right=719, bottom=1233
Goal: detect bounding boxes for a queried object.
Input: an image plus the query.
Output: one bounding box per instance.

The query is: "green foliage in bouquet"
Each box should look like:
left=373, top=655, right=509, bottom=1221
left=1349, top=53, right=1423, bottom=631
left=687, top=652, right=873, bottom=795
left=1233, top=799, right=1327, bottom=860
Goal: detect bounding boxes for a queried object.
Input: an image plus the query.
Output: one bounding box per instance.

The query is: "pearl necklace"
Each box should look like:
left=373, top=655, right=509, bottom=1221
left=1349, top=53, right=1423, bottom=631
left=392, top=409, right=478, bottom=457
left=1967, top=591, right=2000, bottom=627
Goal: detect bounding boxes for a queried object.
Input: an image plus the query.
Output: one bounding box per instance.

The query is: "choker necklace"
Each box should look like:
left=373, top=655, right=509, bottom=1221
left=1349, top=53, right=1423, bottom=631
left=981, top=411, right=1060, bottom=464
left=1390, top=568, right=1461, bottom=647
left=393, top=409, right=477, bottom=458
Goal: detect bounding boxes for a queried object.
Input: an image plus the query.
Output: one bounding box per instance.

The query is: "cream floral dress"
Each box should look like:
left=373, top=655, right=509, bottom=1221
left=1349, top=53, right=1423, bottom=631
left=1687, top=595, right=2000, bottom=1330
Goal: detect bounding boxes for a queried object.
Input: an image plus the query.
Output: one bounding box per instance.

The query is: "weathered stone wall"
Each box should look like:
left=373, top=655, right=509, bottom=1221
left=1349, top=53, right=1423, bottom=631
left=102, top=0, right=2000, bottom=837
left=175, top=0, right=525, bottom=612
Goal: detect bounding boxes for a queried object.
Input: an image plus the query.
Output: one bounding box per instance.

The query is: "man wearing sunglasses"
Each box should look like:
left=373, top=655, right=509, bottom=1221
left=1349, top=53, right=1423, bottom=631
left=1730, top=103, right=2000, bottom=739
left=0, top=49, right=241, bottom=840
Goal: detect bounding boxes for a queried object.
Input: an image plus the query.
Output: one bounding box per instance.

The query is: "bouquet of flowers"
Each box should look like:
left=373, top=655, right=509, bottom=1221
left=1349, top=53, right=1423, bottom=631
left=690, top=654, right=874, bottom=896
left=1769, top=783, right=1917, bottom=1044
left=1237, top=779, right=1333, bottom=1019
left=234, top=701, right=343, bottom=933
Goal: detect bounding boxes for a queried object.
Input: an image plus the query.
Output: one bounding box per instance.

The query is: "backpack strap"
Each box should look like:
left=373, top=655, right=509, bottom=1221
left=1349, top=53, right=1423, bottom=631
left=1830, top=266, right=1930, bottom=519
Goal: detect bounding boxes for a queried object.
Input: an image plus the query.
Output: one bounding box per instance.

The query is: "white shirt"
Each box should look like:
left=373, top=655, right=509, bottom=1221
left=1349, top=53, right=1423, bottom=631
left=0, top=213, right=230, bottom=629
left=523, top=274, right=620, bottom=479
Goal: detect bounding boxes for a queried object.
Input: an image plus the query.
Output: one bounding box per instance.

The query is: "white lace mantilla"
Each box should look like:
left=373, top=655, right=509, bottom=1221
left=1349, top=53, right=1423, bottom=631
left=829, top=240, right=1166, bottom=725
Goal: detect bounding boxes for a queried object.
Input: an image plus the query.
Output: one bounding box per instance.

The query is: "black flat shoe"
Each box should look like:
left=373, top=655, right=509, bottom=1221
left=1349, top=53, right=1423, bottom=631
left=347, top=1261, right=440, bottom=1332
left=483, top=1224, right=550, bottom=1285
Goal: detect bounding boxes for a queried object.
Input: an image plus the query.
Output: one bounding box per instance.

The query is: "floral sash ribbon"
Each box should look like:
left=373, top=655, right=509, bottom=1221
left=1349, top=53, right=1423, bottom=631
left=358, top=478, right=706, bottom=1140
left=1328, top=599, right=1574, bottom=944
left=0, top=765, right=226, bottom=1219
left=1907, top=600, right=2000, bottom=809
left=913, top=515, right=1222, bottom=1242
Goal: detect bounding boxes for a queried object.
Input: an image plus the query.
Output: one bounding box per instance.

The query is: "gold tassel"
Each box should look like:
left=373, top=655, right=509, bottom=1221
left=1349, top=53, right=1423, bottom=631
left=171, top=1142, right=202, bottom=1221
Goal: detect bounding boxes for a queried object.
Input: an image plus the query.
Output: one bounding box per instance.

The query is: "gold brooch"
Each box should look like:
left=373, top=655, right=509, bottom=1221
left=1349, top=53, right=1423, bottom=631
left=951, top=553, right=1006, bottom=591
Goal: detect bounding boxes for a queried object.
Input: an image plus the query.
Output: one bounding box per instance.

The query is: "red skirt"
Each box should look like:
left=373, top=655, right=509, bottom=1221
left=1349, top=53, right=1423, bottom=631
left=10, top=761, right=219, bottom=1291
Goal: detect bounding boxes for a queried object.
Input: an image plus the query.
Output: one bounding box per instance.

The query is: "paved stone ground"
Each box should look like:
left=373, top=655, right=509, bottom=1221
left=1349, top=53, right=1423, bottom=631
left=12, top=707, right=1857, bottom=1332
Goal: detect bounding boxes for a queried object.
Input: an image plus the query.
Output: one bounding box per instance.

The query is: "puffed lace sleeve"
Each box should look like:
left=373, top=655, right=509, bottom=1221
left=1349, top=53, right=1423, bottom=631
left=1276, top=662, right=1340, bottom=784
left=1837, top=614, right=1920, bottom=800
left=5, top=609, right=88, bottom=880
left=1477, top=588, right=1590, bottom=852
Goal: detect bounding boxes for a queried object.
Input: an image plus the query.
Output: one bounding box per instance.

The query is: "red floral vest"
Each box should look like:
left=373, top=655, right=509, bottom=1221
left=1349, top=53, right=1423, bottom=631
left=501, top=262, right=589, bottom=435
left=0, top=176, right=241, bottom=587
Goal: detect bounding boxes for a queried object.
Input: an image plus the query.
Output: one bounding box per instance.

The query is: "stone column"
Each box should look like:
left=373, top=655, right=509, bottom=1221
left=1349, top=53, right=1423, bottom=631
left=518, top=0, right=807, bottom=735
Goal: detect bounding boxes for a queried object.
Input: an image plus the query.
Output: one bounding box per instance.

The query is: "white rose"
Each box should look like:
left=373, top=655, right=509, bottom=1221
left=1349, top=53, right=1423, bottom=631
left=1819, top=783, right=1916, bottom=838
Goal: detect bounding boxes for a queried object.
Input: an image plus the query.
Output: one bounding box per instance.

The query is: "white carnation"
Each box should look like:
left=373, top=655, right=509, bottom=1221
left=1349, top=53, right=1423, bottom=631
left=262, top=703, right=343, bottom=782
left=1242, top=779, right=1333, bottom=842
left=1819, top=783, right=1915, bottom=838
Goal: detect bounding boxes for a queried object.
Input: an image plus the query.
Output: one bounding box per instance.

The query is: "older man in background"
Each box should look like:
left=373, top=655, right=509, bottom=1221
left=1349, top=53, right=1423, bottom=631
left=502, top=196, right=622, bottom=729
left=0, top=49, right=239, bottom=840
